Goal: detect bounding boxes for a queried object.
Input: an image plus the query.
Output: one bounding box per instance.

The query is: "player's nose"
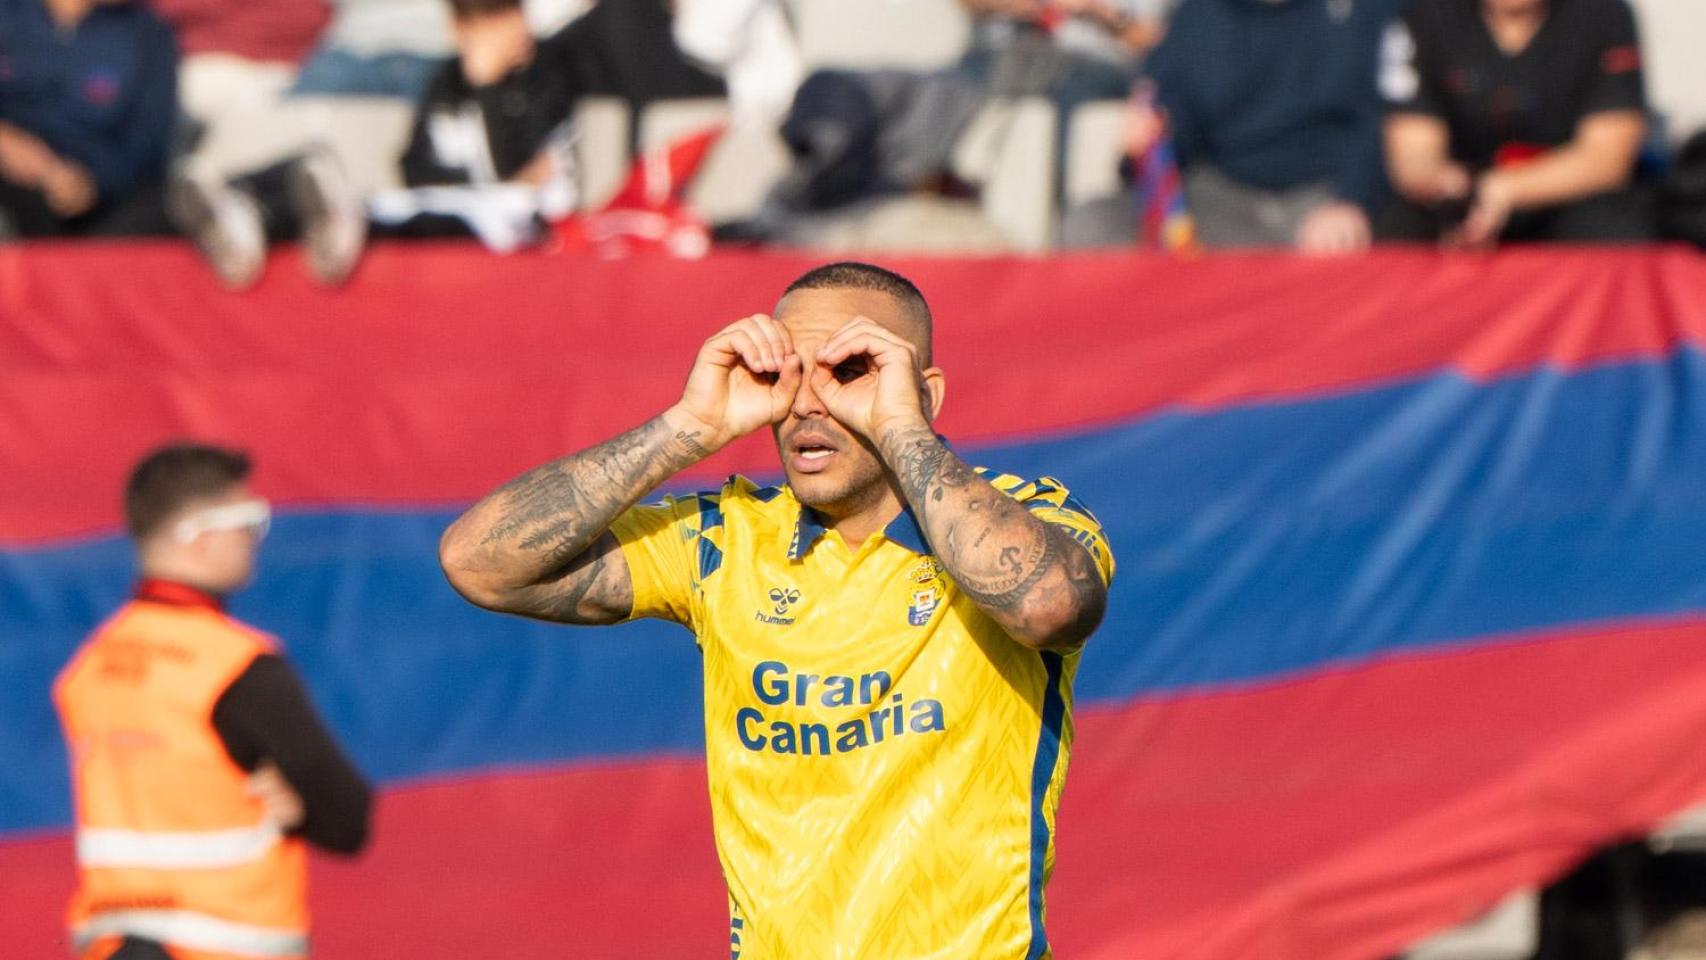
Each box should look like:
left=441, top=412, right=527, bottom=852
left=791, top=365, right=827, bottom=419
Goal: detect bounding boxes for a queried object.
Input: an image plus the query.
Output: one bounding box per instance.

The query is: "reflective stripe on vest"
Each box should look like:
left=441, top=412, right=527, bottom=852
left=73, top=909, right=308, bottom=958
left=77, top=822, right=282, bottom=870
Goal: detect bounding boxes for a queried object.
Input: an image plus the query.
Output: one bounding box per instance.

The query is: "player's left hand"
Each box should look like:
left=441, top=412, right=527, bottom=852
left=809, top=318, right=929, bottom=440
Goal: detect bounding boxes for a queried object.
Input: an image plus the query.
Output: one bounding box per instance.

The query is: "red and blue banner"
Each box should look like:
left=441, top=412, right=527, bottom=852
left=5, top=243, right=1706, bottom=959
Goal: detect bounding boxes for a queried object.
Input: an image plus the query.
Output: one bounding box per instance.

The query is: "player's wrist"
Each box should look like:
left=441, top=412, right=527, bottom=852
left=872, top=414, right=936, bottom=458
left=661, top=404, right=730, bottom=460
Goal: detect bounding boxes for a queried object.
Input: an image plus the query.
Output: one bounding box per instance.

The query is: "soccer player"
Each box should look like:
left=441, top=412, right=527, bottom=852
left=56, top=443, right=370, bottom=960
left=439, top=261, right=1114, bottom=958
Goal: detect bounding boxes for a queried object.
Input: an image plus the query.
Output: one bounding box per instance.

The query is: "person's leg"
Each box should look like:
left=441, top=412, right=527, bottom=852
left=0, top=178, right=73, bottom=237
left=1531, top=185, right=1658, bottom=243
left=76, top=183, right=177, bottom=236
left=1374, top=196, right=1448, bottom=244
left=229, top=158, right=304, bottom=241
left=1183, top=166, right=1296, bottom=249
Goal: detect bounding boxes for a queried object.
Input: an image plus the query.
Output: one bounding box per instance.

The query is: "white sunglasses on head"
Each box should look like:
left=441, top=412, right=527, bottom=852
left=174, top=499, right=272, bottom=543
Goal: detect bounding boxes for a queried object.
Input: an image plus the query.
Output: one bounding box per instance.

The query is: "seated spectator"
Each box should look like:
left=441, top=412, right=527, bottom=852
left=1144, top=0, right=1402, bottom=254
left=0, top=0, right=177, bottom=238
left=376, top=0, right=723, bottom=234
left=1378, top=0, right=1654, bottom=246
left=366, top=0, right=586, bottom=249
left=956, top=0, right=1167, bottom=203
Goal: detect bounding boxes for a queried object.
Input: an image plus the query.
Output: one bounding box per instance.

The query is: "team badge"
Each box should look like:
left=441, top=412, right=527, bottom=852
left=908, top=557, right=944, bottom=584
left=907, top=587, right=941, bottom=626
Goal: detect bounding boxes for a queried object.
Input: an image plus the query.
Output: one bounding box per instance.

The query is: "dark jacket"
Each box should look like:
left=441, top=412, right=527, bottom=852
left=1146, top=0, right=1401, bottom=210
left=0, top=0, right=178, bottom=202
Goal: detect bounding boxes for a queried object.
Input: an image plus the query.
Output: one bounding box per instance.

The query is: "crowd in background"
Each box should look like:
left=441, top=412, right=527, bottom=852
left=1, top=0, right=1703, bottom=287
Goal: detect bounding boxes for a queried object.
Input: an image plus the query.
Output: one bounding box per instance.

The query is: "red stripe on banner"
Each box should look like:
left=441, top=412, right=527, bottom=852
left=4, top=245, right=1704, bottom=540
left=1054, top=614, right=1706, bottom=960
left=6, top=618, right=1706, bottom=958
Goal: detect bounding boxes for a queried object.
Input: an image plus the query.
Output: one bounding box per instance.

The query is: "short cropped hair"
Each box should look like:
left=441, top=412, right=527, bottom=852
left=784, top=261, right=933, bottom=363
left=124, top=443, right=252, bottom=540
left=448, top=0, right=521, bottom=19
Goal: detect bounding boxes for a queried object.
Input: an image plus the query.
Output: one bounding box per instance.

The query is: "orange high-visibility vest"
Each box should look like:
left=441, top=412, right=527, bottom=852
left=54, top=582, right=310, bottom=960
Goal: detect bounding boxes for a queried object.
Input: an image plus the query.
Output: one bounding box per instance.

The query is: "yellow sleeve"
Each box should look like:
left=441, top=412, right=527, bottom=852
left=980, top=471, right=1116, bottom=586
left=608, top=491, right=723, bottom=627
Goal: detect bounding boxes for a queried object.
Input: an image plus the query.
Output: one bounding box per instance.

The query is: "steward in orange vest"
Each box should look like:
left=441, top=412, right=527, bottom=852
left=55, top=444, right=370, bottom=960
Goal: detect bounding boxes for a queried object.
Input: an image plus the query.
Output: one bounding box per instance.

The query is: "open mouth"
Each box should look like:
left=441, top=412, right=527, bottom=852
left=788, top=435, right=840, bottom=473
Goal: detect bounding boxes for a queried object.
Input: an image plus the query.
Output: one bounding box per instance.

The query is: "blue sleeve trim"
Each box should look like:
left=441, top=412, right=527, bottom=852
left=696, top=495, right=725, bottom=579
left=1026, top=651, right=1068, bottom=960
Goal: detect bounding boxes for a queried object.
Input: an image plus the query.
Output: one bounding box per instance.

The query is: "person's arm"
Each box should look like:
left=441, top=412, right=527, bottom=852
left=1475, top=111, right=1644, bottom=210
left=1385, top=113, right=1469, bottom=205
left=212, top=654, right=371, bottom=855
left=1455, top=110, right=1643, bottom=245
left=1380, top=14, right=1471, bottom=208
left=439, top=314, right=803, bottom=623
left=809, top=320, right=1109, bottom=651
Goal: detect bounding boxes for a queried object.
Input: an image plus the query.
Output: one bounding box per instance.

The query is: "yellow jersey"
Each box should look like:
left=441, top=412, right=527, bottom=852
left=610, top=467, right=1115, bottom=960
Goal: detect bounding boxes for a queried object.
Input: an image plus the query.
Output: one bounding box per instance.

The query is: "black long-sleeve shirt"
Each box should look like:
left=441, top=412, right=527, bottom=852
left=212, top=653, right=372, bottom=855
left=399, top=0, right=723, bottom=186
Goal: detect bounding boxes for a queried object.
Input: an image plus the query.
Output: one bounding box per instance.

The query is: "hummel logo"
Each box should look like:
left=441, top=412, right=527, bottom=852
left=756, top=586, right=802, bottom=625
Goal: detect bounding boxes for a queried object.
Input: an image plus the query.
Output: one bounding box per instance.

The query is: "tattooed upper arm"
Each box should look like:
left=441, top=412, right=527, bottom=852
left=503, top=532, right=635, bottom=625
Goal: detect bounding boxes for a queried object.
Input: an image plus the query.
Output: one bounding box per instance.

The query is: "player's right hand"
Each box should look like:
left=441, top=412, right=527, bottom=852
left=671, top=314, right=802, bottom=451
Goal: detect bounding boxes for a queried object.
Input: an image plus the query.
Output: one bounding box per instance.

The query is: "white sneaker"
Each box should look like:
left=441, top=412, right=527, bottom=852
left=289, top=147, right=367, bottom=287
left=168, top=170, right=266, bottom=290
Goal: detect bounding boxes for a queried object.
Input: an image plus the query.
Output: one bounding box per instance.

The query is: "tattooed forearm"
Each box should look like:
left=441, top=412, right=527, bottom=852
left=440, top=413, right=707, bottom=622
left=878, top=424, right=1107, bottom=649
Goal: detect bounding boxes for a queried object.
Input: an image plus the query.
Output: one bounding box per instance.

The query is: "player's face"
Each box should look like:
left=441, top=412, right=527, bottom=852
left=772, top=288, right=925, bottom=518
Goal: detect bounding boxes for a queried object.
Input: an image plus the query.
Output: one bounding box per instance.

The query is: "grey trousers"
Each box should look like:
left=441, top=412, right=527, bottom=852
left=1183, top=165, right=1336, bottom=249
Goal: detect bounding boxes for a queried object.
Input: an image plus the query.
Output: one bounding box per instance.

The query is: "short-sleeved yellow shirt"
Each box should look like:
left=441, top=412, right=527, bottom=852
left=610, top=467, right=1114, bottom=960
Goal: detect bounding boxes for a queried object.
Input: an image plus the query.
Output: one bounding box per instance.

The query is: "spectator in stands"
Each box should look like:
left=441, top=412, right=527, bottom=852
left=367, top=0, right=721, bottom=248
left=1378, top=0, right=1654, bottom=246
left=0, top=0, right=178, bottom=238
left=1143, top=0, right=1401, bottom=253
left=362, top=0, right=593, bottom=249
left=957, top=0, right=1167, bottom=204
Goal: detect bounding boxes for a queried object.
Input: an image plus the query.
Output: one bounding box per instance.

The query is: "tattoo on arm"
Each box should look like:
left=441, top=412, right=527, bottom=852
left=879, top=425, right=1107, bottom=646
left=442, top=415, right=705, bottom=622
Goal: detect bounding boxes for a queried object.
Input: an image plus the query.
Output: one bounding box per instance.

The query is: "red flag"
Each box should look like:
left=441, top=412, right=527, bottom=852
left=553, top=125, right=725, bottom=259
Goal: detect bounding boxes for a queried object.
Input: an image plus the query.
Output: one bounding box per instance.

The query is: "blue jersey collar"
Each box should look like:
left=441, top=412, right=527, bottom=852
left=787, top=503, right=934, bottom=559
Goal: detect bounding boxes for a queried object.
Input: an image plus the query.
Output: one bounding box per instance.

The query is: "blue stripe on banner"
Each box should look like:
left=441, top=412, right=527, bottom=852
left=1026, top=651, right=1068, bottom=960
left=7, top=348, right=1706, bottom=834
left=1028, top=346, right=1706, bottom=700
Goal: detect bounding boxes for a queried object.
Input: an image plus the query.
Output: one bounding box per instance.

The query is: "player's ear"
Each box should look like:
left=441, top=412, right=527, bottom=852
left=921, top=367, right=946, bottom=423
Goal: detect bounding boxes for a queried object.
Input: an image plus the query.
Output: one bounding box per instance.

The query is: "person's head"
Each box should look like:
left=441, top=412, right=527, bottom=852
left=771, top=262, right=945, bottom=521
left=125, top=443, right=270, bottom=595
left=449, top=0, right=534, bottom=87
